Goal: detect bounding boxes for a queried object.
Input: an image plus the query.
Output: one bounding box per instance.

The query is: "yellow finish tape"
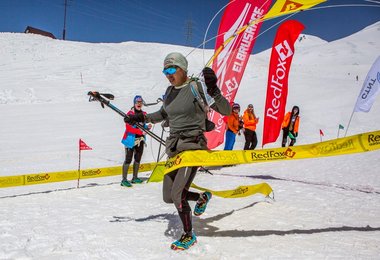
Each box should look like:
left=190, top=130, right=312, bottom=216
left=162, top=130, right=380, bottom=175
left=190, top=182, right=273, bottom=199
left=2, top=131, right=379, bottom=189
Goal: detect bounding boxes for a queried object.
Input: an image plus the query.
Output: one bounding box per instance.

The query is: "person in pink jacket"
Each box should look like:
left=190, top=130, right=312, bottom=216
left=120, top=95, right=150, bottom=187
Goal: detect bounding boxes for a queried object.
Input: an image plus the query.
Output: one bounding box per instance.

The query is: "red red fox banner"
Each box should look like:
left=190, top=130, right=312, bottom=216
left=262, top=20, right=304, bottom=147
left=205, top=0, right=272, bottom=149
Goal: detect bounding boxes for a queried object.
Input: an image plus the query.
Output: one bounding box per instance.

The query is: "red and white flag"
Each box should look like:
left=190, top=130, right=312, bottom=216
left=79, top=139, right=92, bottom=151
left=262, top=20, right=304, bottom=147
left=319, top=129, right=324, bottom=136
left=205, top=0, right=272, bottom=149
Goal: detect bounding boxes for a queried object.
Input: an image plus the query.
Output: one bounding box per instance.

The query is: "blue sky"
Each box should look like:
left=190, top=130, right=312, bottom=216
left=1, top=0, right=379, bottom=53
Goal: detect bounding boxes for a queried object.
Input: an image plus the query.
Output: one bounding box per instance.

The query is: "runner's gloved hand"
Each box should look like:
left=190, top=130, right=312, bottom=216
left=124, top=113, right=145, bottom=125
left=202, top=67, right=221, bottom=97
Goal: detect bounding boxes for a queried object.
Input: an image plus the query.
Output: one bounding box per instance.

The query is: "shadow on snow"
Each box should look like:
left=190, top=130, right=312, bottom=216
left=110, top=201, right=380, bottom=239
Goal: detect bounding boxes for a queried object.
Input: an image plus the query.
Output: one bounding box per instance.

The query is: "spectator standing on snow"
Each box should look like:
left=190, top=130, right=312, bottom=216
left=224, top=103, right=243, bottom=150
left=120, top=95, right=151, bottom=187
left=281, top=105, right=300, bottom=147
left=242, top=104, right=259, bottom=150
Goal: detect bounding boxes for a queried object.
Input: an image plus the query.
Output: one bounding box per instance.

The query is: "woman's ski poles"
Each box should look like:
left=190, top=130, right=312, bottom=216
left=87, top=91, right=165, bottom=146
left=88, top=91, right=214, bottom=175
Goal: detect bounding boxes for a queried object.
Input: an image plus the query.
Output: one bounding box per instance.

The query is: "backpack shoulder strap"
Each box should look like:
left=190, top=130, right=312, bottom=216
left=189, top=79, right=208, bottom=112
left=189, top=79, right=216, bottom=132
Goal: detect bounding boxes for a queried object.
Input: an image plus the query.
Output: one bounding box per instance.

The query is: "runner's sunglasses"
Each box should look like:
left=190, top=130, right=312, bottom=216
left=162, top=67, right=177, bottom=75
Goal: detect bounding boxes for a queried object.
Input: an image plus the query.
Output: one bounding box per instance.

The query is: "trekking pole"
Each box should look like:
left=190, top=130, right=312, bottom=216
left=88, top=91, right=165, bottom=146
left=143, top=97, right=163, bottom=107
left=88, top=91, right=215, bottom=173
left=156, top=125, right=165, bottom=162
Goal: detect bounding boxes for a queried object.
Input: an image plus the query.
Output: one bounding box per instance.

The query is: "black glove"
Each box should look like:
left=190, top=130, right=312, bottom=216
left=202, top=67, right=220, bottom=97
left=124, top=113, right=145, bottom=125
left=295, top=132, right=298, bottom=137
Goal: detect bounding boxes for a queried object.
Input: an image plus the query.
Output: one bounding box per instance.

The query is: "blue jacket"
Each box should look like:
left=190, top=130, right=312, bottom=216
left=121, top=110, right=147, bottom=148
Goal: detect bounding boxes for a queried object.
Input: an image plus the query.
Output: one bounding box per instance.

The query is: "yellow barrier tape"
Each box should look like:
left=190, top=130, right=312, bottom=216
left=147, top=165, right=273, bottom=199
left=0, top=162, right=164, bottom=188
left=162, top=130, right=380, bottom=175
left=147, top=164, right=166, bottom=183
left=0, top=175, right=24, bottom=188
left=2, top=131, right=379, bottom=189
left=191, top=182, right=273, bottom=199
left=24, top=170, right=78, bottom=186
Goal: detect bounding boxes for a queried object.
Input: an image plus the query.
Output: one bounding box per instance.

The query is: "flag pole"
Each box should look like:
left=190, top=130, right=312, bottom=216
left=337, top=126, right=340, bottom=139
left=344, top=56, right=380, bottom=136
left=77, top=139, right=81, bottom=188
left=344, top=110, right=355, bottom=137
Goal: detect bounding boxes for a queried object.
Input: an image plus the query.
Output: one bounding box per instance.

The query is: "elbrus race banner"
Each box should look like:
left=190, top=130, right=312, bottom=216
left=204, top=0, right=326, bottom=70
left=262, top=20, right=304, bottom=147
left=354, top=56, right=380, bottom=112
left=205, top=0, right=272, bottom=149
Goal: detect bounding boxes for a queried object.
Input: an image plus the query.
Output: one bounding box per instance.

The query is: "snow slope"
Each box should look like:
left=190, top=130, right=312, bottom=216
left=0, top=22, right=379, bottom=259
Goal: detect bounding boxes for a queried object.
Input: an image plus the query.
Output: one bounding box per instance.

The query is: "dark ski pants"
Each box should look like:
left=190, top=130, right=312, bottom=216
left=243, top=129, right=258, bottom=150
left=124, top=144, right=144, bottom=164
left=281, top=129, right=296, bottom=147
left=122, top=144, right=144, bottom=180
left=163, top=166, right=200, bottom=233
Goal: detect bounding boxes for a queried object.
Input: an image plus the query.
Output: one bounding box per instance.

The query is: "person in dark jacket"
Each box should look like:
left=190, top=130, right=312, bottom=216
left=120, top=95, right=150, bottom=187
left=281, top=105, right=300, bottom=147
left=125, top=52, right=231, bottom=250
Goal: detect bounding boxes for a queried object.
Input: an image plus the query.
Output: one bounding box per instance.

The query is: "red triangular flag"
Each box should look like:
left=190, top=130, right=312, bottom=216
left=319, top=129, right=324, bottom=136
left=79, top=139, right=92, bottom=151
